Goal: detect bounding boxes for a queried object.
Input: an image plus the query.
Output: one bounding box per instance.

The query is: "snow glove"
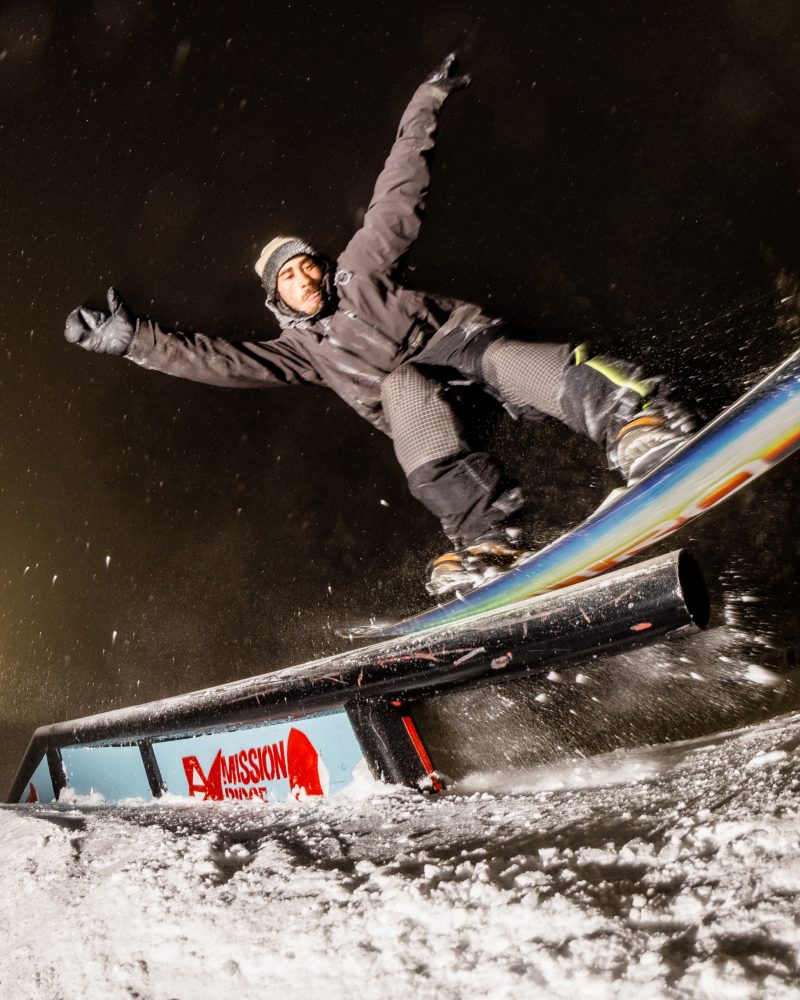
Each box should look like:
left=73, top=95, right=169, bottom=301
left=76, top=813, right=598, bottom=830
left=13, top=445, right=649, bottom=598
left=424, top=52, right=471, bottom=97
left=64, top=287, right=135, bottom=356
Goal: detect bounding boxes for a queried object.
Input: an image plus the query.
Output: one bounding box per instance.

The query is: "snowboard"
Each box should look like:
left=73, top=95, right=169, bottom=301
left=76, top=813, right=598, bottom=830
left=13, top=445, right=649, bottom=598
left=349, top=342, right=800, bottom=640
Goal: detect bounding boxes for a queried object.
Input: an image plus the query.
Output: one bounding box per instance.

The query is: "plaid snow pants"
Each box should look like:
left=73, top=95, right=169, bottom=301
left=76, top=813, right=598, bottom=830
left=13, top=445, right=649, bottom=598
left=381, top=329, right=655, bottom=546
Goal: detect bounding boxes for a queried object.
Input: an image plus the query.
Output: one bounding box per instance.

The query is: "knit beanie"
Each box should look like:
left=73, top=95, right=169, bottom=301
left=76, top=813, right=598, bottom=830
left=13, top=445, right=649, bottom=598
left=254, top=236, right=319, bottom=297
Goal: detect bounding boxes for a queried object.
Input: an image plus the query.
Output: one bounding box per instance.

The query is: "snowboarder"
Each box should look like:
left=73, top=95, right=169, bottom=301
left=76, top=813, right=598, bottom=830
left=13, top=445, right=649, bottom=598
left=64, top=54, right=695, bottom=597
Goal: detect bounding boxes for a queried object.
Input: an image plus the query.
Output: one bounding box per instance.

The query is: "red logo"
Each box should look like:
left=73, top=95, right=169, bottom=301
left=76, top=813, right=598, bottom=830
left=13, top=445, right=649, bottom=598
left=181, top=727, right=329, bottom=802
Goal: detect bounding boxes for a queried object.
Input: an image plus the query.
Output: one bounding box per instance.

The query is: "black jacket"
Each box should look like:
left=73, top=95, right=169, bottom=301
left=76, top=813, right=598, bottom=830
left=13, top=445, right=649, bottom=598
left=126, top=83, right=496, bottom=434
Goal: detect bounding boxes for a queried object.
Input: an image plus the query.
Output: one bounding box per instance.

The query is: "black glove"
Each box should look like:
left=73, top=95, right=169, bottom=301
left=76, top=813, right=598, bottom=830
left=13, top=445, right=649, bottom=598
left=424, top=52, right=471, bottom=95
left=64, top=287, right=135, bottom=356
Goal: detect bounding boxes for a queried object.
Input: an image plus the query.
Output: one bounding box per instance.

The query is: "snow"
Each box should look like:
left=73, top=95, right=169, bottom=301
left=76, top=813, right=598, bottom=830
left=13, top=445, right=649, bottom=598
left=2, top=711, right=800, bottom=998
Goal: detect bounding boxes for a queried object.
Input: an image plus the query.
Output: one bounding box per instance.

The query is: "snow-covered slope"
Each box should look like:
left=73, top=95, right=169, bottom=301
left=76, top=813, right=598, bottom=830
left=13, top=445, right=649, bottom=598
left=2, top=708, right=800, bottom=999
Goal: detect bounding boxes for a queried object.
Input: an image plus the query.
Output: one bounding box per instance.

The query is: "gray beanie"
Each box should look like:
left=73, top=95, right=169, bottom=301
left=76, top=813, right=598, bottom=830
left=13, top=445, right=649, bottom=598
left=254, top=236, right=319, bottom=297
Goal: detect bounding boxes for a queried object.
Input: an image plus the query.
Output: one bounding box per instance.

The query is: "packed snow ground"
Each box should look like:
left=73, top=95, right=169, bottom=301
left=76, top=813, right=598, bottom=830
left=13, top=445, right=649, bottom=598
left=2, top=709, right=800, bottom=999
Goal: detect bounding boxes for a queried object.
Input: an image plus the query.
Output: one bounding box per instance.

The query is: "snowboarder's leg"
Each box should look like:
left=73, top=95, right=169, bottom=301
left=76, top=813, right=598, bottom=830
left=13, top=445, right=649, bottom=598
left=479, top=338, right=573, bottom=421
left=555, top=344, right=697, bottom=481
left=381, top=362, right=525, bottom=544
left=479, top=339, right=696, bottom=482
left=381, top=363, right=528, bottom=595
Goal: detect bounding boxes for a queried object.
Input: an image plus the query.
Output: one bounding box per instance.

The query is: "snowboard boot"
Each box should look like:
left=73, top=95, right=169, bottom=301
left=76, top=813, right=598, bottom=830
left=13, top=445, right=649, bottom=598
left=614, top=398, right=698, bottom=485
left=425, top=528, right=532, bottom=599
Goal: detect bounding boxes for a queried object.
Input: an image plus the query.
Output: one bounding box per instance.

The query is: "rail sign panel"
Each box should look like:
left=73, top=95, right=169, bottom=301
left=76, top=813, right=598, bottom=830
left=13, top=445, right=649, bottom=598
left=153, top=711, right=364, bottom=802
left=17, top=710, right=364, bottom=805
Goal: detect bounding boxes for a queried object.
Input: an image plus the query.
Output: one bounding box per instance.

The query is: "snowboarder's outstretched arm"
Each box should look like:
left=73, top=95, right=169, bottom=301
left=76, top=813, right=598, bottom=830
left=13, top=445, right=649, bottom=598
left=339, top=53, right=470, bottom=276
left=65, top=288, right=321, bottom=388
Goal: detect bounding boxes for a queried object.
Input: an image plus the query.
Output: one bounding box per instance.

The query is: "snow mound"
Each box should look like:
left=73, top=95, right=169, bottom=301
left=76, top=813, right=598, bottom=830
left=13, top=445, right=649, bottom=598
left=2, top=711, right=800, bottom=998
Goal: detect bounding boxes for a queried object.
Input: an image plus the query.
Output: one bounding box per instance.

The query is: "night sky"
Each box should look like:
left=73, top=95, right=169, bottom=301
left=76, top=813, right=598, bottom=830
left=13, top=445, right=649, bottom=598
left=2, top=0, right=800, bottom=793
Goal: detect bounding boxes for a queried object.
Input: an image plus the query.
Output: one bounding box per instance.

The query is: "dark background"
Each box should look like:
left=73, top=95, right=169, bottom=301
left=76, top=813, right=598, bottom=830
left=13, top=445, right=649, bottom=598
left=2, top=0, right=800, bottom=791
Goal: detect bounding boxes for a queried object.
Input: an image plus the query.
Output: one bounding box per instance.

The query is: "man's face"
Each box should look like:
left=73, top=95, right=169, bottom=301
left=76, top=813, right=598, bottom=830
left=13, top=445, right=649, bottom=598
left=276, top=254, right=324, bottom=315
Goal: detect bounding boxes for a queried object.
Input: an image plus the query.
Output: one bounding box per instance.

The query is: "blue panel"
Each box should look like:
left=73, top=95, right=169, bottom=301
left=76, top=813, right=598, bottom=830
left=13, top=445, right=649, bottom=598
left=18, top=755, right=56, bottom=804
left=61, top=744, right=154, bottom=801
left=153, top=709, right=364, bottom=802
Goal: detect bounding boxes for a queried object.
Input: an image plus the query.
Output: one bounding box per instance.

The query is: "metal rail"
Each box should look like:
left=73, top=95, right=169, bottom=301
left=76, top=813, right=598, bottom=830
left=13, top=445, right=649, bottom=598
left=7, top=549, right=708, bottom=804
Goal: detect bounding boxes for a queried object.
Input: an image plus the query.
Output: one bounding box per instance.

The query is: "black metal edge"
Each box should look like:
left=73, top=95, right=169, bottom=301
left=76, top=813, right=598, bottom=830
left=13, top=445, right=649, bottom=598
left=139, top=741, right=167, bottom=798
left=46, top=747, right=67, bottom=801
left=345, top=699, right=441, bottom=791
left=15, top=608, right=686, bottom=757
left=677, top=550, right=711, bottom=629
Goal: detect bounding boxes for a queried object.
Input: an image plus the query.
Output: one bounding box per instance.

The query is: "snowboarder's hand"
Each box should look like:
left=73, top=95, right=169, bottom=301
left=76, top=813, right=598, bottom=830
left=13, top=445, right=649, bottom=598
left=64, top=287, right=135, bottom=356
left=424, top=53, right=471, bottom=95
